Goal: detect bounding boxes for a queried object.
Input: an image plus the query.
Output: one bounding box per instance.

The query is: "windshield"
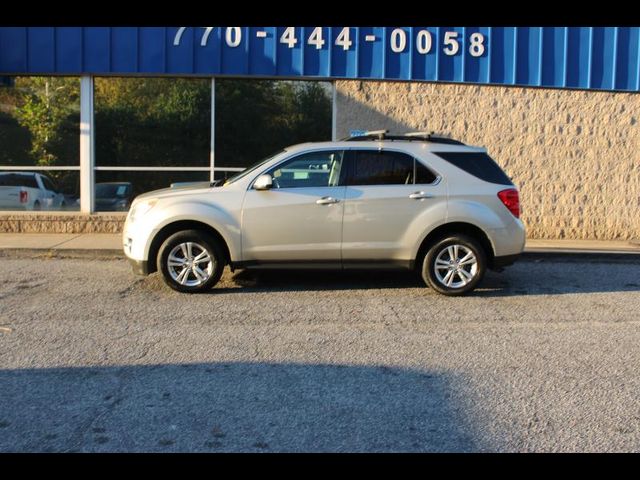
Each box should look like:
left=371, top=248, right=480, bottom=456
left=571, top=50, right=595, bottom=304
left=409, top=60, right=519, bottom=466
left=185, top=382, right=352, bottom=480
left=96, top=184, right=130, bottom=198
left=223, top=150, right=285, bottom=186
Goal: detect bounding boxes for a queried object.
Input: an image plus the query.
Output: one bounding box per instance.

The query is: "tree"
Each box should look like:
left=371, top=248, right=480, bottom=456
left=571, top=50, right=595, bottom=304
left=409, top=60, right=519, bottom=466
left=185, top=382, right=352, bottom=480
left=12, top=77, right=79, bottom=167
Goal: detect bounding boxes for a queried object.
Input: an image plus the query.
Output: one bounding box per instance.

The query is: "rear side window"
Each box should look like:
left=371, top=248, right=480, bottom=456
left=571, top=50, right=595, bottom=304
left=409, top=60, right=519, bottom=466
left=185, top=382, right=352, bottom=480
left=415, top=161, right=438, bottom=184
left=1, top=174, right=39, bottom=188
left=348, top=150, right=414, bottom=186
left=433, top=152, right=513, bottom=185
left=17, top=174, right=39, bottom=189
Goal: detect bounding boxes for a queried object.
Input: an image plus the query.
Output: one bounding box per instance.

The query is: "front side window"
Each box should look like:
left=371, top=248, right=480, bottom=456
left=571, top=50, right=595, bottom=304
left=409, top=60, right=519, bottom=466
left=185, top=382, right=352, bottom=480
left=267, top=150, right=344, bottom=189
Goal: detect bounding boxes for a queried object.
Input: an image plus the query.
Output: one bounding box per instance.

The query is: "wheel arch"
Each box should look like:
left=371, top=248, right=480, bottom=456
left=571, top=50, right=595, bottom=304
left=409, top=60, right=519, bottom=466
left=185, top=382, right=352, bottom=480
left=415, top=222, right=496, bottom=269
left=147, top=220, right=232, bottom=274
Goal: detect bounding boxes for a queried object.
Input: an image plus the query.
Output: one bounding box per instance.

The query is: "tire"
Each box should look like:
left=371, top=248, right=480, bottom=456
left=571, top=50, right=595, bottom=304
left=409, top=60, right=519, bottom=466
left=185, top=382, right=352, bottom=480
left=32, top=201, right=41, bottom=211
left=157, top=229, right=225, bottom=293
left=421, top=234, right=487, bottom=296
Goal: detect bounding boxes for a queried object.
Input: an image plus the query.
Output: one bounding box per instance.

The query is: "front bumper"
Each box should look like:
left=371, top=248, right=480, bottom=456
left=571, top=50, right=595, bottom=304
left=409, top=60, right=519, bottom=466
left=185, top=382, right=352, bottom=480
left=128, top=257, right=150, bottom=276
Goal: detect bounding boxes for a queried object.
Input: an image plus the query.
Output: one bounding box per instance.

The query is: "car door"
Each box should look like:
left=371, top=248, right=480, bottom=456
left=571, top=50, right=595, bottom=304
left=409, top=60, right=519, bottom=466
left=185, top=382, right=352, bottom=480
left=341, top=148, right=447, bottom=265
left=38, top=174, right=60, bottom=209
left=241, top=149, right=347, bottom=264
left=0, top=173, right=11, bottom=209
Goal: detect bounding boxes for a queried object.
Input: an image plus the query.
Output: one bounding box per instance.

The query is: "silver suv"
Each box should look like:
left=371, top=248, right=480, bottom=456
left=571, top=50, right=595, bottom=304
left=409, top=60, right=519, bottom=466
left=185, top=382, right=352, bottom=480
left=123, top=131, right=525, bottom=296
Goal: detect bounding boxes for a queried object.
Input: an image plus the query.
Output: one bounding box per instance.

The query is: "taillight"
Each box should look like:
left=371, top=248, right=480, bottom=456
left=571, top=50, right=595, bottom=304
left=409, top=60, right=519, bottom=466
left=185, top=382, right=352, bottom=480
left=19, top=190, right=28, bottom=203
left=497, top=188, right=520, bottom=218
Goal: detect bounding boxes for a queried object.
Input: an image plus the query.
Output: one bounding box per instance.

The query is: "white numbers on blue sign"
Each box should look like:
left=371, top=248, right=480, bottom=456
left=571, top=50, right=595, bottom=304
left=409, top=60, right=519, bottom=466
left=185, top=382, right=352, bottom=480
left=200, top=27, right=214, bottom=47
left=416, top=30, right=433, bottom=54
left=225, top=27, right=242, bottom=47
left=173, top=27, right=187, bottom=46
left=469, top=32, right=485, bottom=57
left=280, top=27, right=298, bottom=48
left=390, top=29, right=407, bottom=53
left=335, top=27, right=352, bottom=51
left=172, top=27, right=486, bottom=57
left=443, top=31, right=460, bottom=56
left=308, top=27, right=325, bottom=49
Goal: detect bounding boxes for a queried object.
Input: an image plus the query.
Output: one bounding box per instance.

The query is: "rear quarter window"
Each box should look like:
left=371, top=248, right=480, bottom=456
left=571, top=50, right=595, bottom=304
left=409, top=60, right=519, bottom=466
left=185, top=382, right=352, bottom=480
left=433, top=152, right=513, bottom=185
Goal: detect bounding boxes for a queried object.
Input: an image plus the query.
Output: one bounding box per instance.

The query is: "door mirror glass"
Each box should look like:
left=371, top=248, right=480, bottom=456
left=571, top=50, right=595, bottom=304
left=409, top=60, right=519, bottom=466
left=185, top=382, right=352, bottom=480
left=253, top=174, right=273, bottom=190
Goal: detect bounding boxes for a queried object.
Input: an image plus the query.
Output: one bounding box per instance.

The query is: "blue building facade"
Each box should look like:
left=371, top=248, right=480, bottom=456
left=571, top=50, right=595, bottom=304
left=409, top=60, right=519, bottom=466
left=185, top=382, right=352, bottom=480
left=1, top=26, right=639, bottom=91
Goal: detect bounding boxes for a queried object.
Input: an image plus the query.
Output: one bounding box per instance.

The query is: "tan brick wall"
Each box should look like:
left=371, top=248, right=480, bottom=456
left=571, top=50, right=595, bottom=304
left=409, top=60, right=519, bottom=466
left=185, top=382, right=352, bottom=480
left=0, top=213, right=126, bottom=234
left=336, top=80, right=640, bottom=240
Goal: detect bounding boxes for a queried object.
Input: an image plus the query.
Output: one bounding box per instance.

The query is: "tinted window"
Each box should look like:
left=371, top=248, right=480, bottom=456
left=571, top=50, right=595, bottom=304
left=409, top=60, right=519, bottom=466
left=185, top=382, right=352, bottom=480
left=268, top=150, right=344, bottom=188
left=3, top=174, right=39, bottom=188
left=433, top=152, right=513, bottom=185
left=96, top=183, right=131, bottom=198
left=416, top=161, right=438, bottom=184
left=349, top=150, right=415, bottom=186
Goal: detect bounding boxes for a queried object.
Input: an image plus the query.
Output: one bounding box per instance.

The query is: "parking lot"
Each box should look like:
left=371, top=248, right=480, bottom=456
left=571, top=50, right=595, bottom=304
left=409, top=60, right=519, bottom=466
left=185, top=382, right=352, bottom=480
left=1, top=253, right=639, bottom=452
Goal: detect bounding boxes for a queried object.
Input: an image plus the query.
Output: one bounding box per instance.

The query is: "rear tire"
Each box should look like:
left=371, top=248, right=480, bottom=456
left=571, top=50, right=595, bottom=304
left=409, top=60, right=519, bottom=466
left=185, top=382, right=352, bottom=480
left=421, top=234, right=487, bottom=296
left=157, top=230, right=225, bottom=293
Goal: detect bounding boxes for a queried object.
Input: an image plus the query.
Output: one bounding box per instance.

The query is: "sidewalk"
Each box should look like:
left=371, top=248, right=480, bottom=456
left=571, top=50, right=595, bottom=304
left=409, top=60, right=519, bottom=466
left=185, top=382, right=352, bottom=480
left=1, top=233, right=639, bottom=256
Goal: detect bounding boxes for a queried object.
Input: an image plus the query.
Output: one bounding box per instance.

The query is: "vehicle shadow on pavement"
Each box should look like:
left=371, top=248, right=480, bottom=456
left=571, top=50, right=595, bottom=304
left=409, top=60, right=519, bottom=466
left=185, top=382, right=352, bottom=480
left=211, top=257, right=640, bottom=296
left=0, top=362, right=477, bottom=453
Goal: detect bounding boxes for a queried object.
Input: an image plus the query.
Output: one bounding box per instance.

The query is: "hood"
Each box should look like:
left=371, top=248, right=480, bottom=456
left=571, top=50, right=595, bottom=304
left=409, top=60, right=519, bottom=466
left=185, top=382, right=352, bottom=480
left=133, top=181, right=216, bottom=202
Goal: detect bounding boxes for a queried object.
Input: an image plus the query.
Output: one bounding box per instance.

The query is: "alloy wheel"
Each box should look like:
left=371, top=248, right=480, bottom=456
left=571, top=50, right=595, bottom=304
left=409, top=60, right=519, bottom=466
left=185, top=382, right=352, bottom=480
left=167, top=242, right=215, bottom=287
left=433, top=244, right=478, bottom=289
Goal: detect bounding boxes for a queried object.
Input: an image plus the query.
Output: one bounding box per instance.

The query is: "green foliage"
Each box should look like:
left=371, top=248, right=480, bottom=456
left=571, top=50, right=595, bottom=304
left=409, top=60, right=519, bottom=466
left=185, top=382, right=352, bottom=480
left=94, top=78, right=211, bottom=168
left=215, top=80, right=331, bottom=171
left=11, top=77, right=79, bottom=167
left=1, top=76, right=332, bottom=194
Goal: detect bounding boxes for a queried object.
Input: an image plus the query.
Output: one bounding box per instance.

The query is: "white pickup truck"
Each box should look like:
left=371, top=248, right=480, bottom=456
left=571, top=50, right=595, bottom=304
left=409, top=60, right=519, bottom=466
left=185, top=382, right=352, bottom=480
left=0, top=172, right=67, bottom=210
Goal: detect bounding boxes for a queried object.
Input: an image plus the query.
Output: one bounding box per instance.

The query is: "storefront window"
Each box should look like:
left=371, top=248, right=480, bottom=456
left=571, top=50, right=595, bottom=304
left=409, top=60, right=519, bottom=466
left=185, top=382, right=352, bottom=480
left=1, top=76, right=333, bottom=212
left=0, top=76, right=80, bottom=211
left=215, top=79, right=332, bottom=178
left=93, top=170, right=209, bottom=212
left=93, top=77, right=211, bottom=209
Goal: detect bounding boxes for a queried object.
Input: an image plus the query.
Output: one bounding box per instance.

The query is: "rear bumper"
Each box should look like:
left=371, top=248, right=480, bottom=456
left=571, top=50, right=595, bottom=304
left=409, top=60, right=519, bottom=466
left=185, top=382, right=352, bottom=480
left=128, top=257, right=150, bottom=276
left=491, top=253, right=520, bottom=269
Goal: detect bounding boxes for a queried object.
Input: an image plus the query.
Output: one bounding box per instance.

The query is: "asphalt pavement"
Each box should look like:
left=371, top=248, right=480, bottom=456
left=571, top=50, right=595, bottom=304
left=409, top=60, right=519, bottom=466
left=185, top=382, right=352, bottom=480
left=1, top=253, right=639, bottom=452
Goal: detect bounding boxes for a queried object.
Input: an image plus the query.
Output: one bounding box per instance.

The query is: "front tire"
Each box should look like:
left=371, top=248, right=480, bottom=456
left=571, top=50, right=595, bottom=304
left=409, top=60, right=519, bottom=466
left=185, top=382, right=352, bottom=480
left=421, top=235, right=487, bottom=296
left=157, top=230, right=225, bottom=293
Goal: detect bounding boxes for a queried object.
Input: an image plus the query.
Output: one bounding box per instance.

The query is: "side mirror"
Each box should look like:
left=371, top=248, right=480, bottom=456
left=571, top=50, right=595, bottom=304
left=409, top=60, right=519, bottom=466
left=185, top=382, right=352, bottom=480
left=253, top=174, right=273, bottom=191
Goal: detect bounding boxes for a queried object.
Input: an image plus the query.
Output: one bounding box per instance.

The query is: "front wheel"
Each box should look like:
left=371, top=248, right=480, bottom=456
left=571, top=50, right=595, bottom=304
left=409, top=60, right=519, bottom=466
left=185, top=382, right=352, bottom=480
left=421, top=235, right=487, bottom=296
left=157, top=230, right=225, bottom=293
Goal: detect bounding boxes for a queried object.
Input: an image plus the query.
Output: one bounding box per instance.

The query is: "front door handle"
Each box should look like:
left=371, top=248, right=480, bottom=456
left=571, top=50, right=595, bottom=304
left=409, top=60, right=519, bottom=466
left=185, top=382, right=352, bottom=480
left=316, top=196, right=340, bottom=205
left=409, top=191, right=433, bottom=200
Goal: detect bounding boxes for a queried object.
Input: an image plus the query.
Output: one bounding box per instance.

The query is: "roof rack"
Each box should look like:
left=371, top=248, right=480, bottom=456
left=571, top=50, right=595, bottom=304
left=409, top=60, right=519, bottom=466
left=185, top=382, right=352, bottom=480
left=342, top=130, right=465, bottom=145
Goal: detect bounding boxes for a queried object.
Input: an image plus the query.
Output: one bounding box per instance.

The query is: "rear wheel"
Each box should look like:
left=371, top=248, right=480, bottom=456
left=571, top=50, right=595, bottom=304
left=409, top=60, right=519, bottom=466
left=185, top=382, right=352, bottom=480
left=157, top=230, right=225, bottom=293
left=421, top=235, right=487, bottom=296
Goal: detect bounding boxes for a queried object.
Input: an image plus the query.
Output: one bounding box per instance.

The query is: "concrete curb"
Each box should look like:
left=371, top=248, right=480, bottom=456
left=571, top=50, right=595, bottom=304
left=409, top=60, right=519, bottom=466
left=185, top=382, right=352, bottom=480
left=0, top=249, right=124, bottom=260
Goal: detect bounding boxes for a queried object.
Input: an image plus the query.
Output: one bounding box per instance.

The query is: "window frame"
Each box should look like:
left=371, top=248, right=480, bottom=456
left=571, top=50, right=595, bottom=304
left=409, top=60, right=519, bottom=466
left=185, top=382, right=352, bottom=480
left=343, top=148, right=441, bottom=187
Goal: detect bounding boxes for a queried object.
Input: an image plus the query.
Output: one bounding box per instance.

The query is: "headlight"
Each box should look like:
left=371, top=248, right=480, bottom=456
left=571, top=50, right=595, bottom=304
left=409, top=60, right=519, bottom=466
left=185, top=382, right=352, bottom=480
left=128, top=199, right=157, bottom=223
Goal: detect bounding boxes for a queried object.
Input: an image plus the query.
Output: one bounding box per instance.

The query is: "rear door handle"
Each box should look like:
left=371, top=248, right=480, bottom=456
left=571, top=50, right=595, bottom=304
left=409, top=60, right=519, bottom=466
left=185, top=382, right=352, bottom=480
left=316, top=196, right=340, bottom=205
left=409, top=191, right=433, bottom=200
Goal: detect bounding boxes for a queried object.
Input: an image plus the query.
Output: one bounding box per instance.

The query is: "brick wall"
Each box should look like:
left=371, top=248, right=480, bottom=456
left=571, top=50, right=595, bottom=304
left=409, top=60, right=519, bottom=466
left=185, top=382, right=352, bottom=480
left=0, top=213, right=126, bottom=233
left=336, top=80, right=640, bottom=240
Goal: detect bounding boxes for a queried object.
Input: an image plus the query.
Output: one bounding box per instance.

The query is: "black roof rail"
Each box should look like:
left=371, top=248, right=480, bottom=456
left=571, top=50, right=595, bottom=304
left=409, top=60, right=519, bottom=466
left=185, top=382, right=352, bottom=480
left=342, top=130, right=465, bottom=145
